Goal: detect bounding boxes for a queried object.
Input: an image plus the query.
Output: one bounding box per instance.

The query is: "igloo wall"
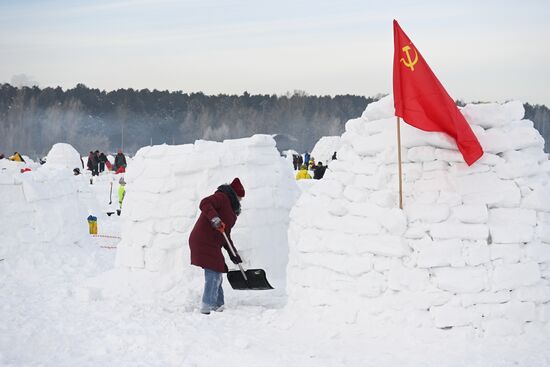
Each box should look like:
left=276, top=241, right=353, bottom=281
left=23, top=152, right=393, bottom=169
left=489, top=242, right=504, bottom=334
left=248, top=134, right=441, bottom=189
left=0, top=159, right=90, bottom=257
left=45, top=143, right=83, bottom=170
left=113, top=135, right=299, bottom=292
left=287, top=96, right=550, bottom=335
left=310, top=136, right=341, bottom=164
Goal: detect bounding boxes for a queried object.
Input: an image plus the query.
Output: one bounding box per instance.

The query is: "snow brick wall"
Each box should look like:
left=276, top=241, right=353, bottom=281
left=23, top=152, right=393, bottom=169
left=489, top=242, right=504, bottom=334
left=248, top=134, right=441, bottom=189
left=310, top=136, right=341, bottom=164
left=0, top=157, right=90, bottom=261
left=112, top=135, right=299, bottom=295
left=287, top=96, right=550, bottom=336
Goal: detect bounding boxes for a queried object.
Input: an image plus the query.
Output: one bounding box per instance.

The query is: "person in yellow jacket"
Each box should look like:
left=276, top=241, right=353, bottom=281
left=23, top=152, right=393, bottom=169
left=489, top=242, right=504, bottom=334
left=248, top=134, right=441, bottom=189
left=9, top=152, right=25, bottom=162
left=295, top=164, right=312, bottom=180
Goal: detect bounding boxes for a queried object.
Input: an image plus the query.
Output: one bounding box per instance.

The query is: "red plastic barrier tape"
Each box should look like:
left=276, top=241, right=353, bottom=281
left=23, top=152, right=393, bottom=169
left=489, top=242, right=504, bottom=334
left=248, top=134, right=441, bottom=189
left=91, top=234, right=121, bottom=239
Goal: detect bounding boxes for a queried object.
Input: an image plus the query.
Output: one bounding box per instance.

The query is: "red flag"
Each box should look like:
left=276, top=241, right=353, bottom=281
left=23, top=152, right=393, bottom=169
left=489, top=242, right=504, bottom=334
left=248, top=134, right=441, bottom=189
left=393, top=20, right=483, bottom=165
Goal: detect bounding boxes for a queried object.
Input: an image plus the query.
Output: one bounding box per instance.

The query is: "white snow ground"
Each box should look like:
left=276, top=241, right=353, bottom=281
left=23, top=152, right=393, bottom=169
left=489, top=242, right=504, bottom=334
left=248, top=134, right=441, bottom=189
left=2, top=108, right=550, bottom=366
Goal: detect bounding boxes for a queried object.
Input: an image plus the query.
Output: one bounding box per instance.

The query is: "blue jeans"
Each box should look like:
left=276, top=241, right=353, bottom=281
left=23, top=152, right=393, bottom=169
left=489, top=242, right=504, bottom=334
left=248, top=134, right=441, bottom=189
left=202, top=269, right=224, bottom=311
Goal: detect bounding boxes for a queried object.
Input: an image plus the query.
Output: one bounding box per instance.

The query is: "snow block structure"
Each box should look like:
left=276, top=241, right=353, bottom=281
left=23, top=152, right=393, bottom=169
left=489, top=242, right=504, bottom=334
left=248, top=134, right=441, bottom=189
left=287, top=96, right=550, bottom=335
left=45, top=143, right=83, bottom=170
left=111, top=135, right=299, bottom=295
left=0, top=157, right=89, bottom=260
left=310, top=136, right=341, bottom=165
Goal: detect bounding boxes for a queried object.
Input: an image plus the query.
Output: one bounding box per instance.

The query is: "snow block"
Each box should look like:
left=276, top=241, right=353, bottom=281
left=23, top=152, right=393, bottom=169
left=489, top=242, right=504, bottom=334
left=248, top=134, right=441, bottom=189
left=475, top=301, right=536, bottom=323
left=463, top=242, right=491, bottom=266
left=461, top=100, right=524, bottom=129
left=512, top=285, right=550, bottom=303
left=490, top=244, right=522, bottom=264
left=538, top=303, right=550, bottom=322
left=387, top=264, right=430, bottom=292
left=355, top=271, right=387, bottom=297
left=354, top=235, right=410, bottom=258
left=521, top=186, right=550, bottom=212
left=430, top=304, right=473, bottom=328
left=451, top=205, right=488, bottom=224
left=406, top=203, right=450, bottom=223
left=460, top=291, right=511, bottom=307
left=492, top=262, right=541, bottom=290
left=408, top=146, right=436, bottom=162
left=524, top=243, right=550, bottom=263
left=415, top=238, right=465, bottom=268
left=481, top=319, right=523, bottom=337
left=490, top=225, right=534, bottom=244
left=451, top=171, right=521, bottom=207
left=479, top=125, right=544, bottom=154
left=430, top=222, right=488, bottom=241
left=432, top=266, right=487, bottom=293
left=489, top=208, right=537, bottom=226
left=300, top=252, right=372, bottom=276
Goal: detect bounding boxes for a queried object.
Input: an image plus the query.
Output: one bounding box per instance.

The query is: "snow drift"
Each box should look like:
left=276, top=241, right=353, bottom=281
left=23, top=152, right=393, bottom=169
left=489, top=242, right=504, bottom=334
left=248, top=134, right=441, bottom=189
left=287, top=96, right=550, bottom=336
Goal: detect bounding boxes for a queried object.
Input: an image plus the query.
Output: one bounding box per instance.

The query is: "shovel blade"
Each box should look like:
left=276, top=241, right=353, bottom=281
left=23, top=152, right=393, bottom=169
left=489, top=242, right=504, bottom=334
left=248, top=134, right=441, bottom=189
left=227, top=269, right=274, bottom=290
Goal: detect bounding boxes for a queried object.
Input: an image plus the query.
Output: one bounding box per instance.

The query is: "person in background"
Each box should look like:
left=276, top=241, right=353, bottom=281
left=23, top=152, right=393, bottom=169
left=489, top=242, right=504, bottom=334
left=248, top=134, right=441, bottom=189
left=98, top=152, right=107, bottom=173
left=73, top=168, right=81, bottom=176
left=313, top=161, right=328, bottom=180
left=9, top=152, right=25, bottom=162
left=297, top=154, right=303, bottom=168
left=304, top=152, right=310, bottom=168
left=87, top=151, right=94, bottom=172
left=91, top=150, right=100, bottom=176
left=309, top=157, right=316, bottom=170
left=114, top=149, right=127, bottom=171
left=292, top=154, right=299, bottom=170
left=332, top=151, right=337, bottom=160
left=117, top=177, right=126, bottom=215
left=188, top=178, right=245, bottom=315
left=295, top=164, right=312, bottom=180
left=0, top=153, right=4, bottom=159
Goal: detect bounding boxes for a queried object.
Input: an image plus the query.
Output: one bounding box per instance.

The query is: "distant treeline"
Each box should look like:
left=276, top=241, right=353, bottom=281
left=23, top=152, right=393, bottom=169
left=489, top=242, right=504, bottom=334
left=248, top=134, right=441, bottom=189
left=0, top=83, right=372, bottom=157
left=0, top=83, right=549, bottom=158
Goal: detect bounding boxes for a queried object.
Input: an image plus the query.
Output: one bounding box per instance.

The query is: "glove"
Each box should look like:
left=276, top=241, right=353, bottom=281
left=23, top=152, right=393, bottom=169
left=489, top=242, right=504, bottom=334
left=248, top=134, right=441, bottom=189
left=210, top=217, right=226, bottom=233
left=229, top=252, right=242, bottom=264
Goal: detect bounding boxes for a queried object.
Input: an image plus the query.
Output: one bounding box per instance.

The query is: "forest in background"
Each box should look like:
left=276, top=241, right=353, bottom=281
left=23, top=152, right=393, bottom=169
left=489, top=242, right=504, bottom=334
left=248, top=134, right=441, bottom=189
left=0, top=83, right=549, bottom=158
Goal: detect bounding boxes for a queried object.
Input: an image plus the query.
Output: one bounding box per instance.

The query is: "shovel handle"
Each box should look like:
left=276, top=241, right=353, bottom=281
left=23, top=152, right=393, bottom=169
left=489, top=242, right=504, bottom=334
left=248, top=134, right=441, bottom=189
left=221, top=231, right=248, bottom=281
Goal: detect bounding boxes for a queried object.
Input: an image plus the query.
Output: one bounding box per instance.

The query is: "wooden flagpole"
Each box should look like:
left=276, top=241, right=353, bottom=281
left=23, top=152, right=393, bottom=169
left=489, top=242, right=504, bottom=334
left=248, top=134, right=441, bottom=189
left=397, top=116, right=403, bottom=209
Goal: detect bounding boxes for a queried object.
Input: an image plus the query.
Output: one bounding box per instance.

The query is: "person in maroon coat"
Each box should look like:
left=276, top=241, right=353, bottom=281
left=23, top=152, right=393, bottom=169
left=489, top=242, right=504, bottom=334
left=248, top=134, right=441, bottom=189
left=189, top=177, right=245, bottom=314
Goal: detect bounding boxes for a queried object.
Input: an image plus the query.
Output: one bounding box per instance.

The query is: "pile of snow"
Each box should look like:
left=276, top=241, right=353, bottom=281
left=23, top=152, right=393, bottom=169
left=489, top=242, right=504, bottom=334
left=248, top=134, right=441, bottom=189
left=45, top=143, right=83, bottom=170
left=0, top=158, right=90, bottom=263
left=93, top=135, right=299, bottom=299
left=310, top=136, right=341, bottom=165
left=287, top=96, right=550, bottom=335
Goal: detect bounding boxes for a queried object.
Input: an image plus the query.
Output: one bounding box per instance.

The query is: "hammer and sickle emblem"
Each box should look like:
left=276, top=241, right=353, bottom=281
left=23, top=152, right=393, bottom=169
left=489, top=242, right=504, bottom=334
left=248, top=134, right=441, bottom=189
left=400, top=45, right=418, bottom=71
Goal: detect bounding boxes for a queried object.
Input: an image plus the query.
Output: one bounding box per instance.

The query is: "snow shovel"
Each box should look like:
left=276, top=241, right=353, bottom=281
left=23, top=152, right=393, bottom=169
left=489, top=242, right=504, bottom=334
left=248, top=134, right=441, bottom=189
left=221, top=232, right=273, bottom=290
left=106, top=182, right=116, bottom=216
left=109, top=182, right=113, bottom=205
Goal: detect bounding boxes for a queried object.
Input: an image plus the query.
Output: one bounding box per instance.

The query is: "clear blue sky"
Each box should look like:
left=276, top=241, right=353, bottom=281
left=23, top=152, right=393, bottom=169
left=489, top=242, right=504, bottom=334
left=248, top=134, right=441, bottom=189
left=1, top=0, right=549, bottom=105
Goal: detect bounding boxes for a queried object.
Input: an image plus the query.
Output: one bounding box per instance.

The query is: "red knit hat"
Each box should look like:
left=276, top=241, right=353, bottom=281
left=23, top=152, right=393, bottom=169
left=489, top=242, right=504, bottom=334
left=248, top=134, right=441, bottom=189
left=230, top=178, right=245, bottom=197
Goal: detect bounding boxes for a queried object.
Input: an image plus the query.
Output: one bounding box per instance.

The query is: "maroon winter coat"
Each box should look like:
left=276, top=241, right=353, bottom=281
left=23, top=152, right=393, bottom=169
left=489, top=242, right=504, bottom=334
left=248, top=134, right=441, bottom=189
left=189, top=191, right=237, bottom=273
